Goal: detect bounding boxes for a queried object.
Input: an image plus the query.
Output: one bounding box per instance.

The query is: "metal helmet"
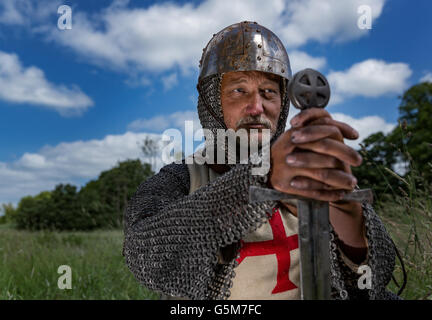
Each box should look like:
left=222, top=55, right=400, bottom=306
left=199, top=21, right=292, bottom=81
left=196, top=21, right=292, bottom=159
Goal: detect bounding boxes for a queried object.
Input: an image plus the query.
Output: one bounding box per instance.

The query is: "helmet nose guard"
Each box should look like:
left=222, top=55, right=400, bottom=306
left=199, top=21, right=292, bottom=81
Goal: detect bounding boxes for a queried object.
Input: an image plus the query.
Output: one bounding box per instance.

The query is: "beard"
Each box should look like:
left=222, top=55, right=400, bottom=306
left=235, top=114, right=276, bottom=147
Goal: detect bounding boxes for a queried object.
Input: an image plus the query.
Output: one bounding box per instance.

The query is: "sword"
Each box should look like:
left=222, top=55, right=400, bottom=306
left=249, top=69, right=373, bottom=300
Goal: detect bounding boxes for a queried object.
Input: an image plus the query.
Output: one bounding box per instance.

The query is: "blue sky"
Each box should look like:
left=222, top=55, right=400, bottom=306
left=0, top=0, right=431, bottom=206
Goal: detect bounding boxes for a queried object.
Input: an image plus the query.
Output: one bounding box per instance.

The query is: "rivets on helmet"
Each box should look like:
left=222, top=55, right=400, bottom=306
left=256, top=29, right=261, bottom=33
left=253, top=21, right=257, bottom=24
left=257, top=56, right=261, bottom=61
left=281, top=69, right=285, bottom=73
left=258, top=44, right=262, bottom=48
left=267, top=66, right=272, bottom=71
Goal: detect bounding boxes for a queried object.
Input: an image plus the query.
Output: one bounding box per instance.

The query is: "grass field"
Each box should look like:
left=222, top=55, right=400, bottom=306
left=0, top=196, right=431, bottom=299
left=0, top=224, right=159, bottom=300
left=379, top=196, right=432, bottom=300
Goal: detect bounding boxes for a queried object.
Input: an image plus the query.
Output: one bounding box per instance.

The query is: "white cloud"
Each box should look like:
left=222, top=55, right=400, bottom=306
left=285, top=109, right=395, bottom=149
left=0, top=131, right=163, bottom=205
left=161, top=72, right=178, bottom=91
left=0, top=0, right=60, bottom=26
left=420, top=72, right=432, bottom=83
left=289, top=51, right=326, bottom=74
left=0, top=51, right=93, bottom=115
left=327, top=59, right=412, bottom=104
left=32, top=0, right=385, bottom=74
left=124, top=75, right=152, bottom=88
left=0, top=0, right=27, bottom=25
left=128, top=116, right=171, bottom=132
left=277, top=0, right=385, bottom=48
left=331, top=113, right=395, bottom=149
left=128, top=110, right=200, bottom=132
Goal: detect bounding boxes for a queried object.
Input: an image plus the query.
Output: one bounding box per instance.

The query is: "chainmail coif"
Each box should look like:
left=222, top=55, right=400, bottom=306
left=123, top=74, right=400, bottom=300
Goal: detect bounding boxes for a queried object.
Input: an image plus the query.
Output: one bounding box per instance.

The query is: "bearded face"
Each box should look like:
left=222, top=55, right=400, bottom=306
left=220, top=71, right=282, bottom=146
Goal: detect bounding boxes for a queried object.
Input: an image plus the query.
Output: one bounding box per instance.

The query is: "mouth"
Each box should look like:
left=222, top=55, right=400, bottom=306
left=240, top=123, right=269, bottom=130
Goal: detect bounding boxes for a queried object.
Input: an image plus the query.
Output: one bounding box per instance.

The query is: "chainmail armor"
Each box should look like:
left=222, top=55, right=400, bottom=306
left=123, top=162, right=399, bottom=299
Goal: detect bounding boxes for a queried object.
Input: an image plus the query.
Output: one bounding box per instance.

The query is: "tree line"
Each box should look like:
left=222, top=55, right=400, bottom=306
left=0, top=160, right=153, bottom=230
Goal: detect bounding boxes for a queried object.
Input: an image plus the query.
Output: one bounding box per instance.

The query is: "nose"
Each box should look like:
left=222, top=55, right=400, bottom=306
left=246, top=91, right=264, bottom=116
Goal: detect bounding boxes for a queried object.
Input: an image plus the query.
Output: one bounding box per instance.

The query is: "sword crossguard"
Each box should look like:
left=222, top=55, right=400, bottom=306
left=249, top=186, right=373, bottom=205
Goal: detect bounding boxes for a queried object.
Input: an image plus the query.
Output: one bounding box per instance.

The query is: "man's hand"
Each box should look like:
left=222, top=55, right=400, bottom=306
left=269, top=108, right=362, bottom=202
left=269, top=108, right=368, bottom=251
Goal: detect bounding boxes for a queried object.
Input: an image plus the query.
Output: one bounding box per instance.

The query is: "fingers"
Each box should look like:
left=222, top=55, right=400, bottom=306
left=308, top=117, right=359, bottom=140
left=292, top=138, right=363, bottom=167
left=290, top=125, right=344, bottom=143
left=286, top=151, right=344, bottom=169
left=290, top=108, right=330, bottom=128
left=290, top=108, right=359, bottom=140
left=270, top=159, right=357, bottom=196
left=289, top=168, right=357, bottom=190
left=272, top=171, right=355, bottom=202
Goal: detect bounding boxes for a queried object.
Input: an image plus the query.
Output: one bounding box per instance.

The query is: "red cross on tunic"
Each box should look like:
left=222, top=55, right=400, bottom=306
left=236, top=207, right=299, bottom=294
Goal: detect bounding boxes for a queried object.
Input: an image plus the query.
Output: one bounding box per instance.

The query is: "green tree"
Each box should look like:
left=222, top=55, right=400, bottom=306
left=48, top=184, right=82, bottom=230
left=14, top=191, right=52, bottom=230
left=13, top=160, right=154, bottom=231
left=0, top=203, right=17, bottom=224
left=79, top=159, right=154, bottom=229
left=354, top=82, right=432, bottom=198
left=353, top=132, right=401, bottom=197
left=390, top=82, right=432, bottom=181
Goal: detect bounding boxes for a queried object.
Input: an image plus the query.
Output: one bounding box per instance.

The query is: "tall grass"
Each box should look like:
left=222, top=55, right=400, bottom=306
left=0, top=226, right=159, bottom=300
left=359, top=124, right=432, bottom=299
left=376, top=165, right=432, bottom=300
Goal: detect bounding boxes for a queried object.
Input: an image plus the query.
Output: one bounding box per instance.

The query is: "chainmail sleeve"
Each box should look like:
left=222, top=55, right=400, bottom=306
left=123, top=162, right=276, bottom=300
left=329, top=202, right=400, bottom=300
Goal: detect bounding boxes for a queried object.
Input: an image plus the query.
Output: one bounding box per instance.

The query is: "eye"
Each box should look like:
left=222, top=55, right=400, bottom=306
left=233, top=88, right=246, bottom=93
left=261, top=88, right=279, bottom=99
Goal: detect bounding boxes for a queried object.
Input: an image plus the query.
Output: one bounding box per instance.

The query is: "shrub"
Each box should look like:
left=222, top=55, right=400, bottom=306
left=13, top=160, right=153, bottom=231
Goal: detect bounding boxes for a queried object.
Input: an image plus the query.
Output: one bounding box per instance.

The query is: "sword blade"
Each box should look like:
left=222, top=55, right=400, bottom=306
left=298, top=200, right=331, bottom=300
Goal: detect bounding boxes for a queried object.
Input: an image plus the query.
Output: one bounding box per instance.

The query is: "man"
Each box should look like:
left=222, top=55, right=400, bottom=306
left=123, top=21, right=398, bottom=300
